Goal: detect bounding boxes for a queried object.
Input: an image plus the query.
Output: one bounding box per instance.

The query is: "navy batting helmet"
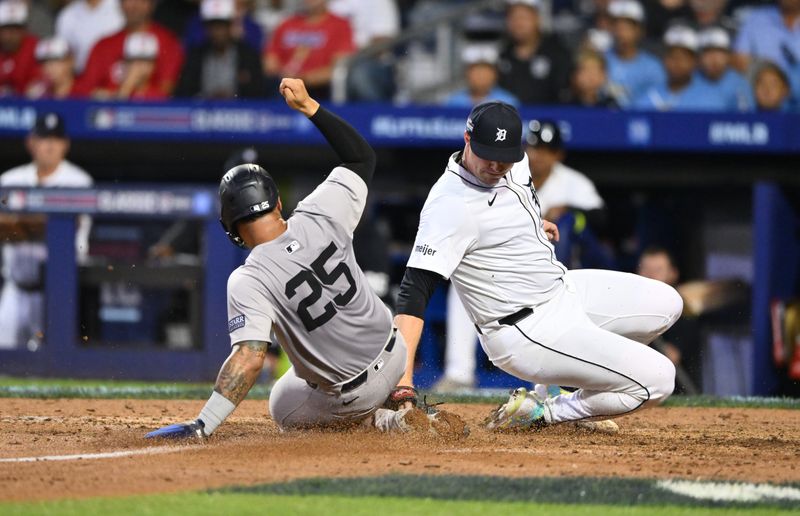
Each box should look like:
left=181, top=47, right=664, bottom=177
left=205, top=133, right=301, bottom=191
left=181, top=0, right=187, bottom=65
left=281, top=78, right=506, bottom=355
left=219, top=164, right=279, bottom=248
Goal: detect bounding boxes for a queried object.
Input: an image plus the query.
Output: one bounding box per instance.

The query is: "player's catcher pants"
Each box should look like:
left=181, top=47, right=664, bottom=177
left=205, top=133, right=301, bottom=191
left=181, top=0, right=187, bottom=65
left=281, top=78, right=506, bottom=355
left=479, top=269, right=682, bottom=424
left=269, top=331, right=407, bottom=430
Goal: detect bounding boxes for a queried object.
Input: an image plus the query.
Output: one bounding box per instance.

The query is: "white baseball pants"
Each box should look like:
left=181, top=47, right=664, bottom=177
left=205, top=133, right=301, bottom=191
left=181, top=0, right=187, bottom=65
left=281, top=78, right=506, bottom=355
left=269, top=332, right=406, bottom=430
left=479, top=269, right=682, bottom=423
left=0, top=283, right=44, bottom=349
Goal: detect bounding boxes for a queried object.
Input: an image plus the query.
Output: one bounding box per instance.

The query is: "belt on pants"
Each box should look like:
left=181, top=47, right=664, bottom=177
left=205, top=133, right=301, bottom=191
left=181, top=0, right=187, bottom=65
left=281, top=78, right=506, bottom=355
left=307, top=328, right=398, bottom=393
left=474, top=307, right=534, bottom=335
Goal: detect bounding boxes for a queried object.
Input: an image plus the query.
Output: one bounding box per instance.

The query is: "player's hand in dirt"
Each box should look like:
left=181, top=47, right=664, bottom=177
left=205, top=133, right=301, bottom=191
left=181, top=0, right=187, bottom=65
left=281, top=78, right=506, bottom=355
left=279, top=78, right=320, bottom=118
left=542, top=219, right=559, bottom=242
left=144, top=419, right=207, bottom=441
left=384, top=385, right=418, bottom=411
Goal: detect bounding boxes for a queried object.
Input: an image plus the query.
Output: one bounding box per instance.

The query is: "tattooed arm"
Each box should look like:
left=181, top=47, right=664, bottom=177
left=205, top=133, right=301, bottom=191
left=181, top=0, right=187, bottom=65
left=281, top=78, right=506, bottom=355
left=144, top=341, right=269, bottom=440
left=190, top=341, right=270, bottom=435
left=214, top=341, right=269, bottom=404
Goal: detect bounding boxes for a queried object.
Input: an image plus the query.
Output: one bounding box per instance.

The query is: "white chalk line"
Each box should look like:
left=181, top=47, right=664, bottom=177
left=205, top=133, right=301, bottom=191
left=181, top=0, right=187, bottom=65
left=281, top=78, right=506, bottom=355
left=657, top=479, right=800, bottom=503
left=0, top=445, right=189, bottom=463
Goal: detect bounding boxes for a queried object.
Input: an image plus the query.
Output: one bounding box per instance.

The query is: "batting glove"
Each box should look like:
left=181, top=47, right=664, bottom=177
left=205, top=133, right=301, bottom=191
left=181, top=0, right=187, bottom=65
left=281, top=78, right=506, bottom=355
left=144, top=419, right=207, bottom=440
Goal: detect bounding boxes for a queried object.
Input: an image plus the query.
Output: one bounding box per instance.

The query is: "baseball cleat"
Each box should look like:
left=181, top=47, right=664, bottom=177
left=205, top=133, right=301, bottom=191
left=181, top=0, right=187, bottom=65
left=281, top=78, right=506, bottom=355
left=533, top=383, right=569, bottom=399
left=484, top=387, right=546, bottom=431
left=534, top=384, right=620, bottom=434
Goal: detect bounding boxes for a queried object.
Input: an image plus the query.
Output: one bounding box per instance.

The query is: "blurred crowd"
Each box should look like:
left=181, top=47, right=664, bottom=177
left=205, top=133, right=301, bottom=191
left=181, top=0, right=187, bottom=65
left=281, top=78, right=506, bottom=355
left=0, top=0, right=798, bottom=110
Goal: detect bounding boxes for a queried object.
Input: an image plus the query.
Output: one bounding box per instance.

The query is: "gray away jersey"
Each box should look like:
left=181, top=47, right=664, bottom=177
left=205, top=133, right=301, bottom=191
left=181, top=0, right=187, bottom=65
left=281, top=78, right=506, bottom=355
left=226, top=167, right=393, bottom=387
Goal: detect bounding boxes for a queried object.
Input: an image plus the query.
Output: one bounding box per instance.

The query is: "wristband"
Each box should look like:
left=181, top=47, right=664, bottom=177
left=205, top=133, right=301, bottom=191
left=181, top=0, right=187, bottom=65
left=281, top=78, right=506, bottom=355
left=198, top=391, right=236, bottom=435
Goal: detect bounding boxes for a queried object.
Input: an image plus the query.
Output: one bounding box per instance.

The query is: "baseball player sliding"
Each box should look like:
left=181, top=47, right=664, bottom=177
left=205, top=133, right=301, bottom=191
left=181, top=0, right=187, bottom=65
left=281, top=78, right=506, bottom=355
left=146, top=79, right=465, bottom=439
left=394, top=101, right=682, bottom=431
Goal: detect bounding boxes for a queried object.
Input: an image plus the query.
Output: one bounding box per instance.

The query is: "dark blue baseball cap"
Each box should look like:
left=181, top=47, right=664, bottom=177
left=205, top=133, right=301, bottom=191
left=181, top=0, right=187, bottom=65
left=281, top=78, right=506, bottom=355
left=466, top=101, right=524, bottom=163
left=31, top=112, right=67, bottom=138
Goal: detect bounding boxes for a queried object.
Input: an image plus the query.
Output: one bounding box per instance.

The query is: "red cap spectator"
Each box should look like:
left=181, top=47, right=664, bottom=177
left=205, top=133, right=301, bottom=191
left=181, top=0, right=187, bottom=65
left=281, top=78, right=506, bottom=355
left=26, top=36, right=78, bottom=99
left=263, top=0, right=355, bottom=100
left=0, top=0, right=38, bottom=96
left=74, top=0, right=183, bottom=99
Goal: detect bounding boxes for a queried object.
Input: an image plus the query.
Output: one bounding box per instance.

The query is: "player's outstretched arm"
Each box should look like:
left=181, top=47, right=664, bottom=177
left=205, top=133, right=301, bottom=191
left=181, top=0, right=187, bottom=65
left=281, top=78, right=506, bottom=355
left=279, top=77, right=376, bottom=185
left=394, top=314, right=424, bottom=387
left=145, top=341, right=268, bottom=440
left=394, top=267, right=444, bottom=387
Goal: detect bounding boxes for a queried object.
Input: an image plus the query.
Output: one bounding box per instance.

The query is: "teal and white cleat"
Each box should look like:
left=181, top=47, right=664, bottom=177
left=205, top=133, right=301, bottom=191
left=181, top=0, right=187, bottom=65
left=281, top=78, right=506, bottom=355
left=533, top=383, right=569, bottom=399
left=484, top=387, right=547, bottom=431
left=533, top=384, right=620, bottom=434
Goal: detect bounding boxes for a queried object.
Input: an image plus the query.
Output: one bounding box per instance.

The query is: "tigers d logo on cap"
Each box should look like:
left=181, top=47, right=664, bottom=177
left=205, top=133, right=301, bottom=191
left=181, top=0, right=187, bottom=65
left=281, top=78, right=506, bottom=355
left=466, top=101, right=524, bottom=163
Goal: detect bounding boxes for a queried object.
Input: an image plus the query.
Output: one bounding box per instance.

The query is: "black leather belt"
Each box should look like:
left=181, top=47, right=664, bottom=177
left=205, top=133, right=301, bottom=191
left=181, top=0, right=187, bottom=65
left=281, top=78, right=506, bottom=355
left=474, top=307, right=534, bottom=335
left=498, top=307, right=534, bottom=326
left=339, top=329, right=398, bottom=393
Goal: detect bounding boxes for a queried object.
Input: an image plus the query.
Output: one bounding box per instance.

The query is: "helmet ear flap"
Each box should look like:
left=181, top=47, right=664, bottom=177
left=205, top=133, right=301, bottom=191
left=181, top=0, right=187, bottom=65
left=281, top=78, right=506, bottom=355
left=219, top=218, right=246, bottom=249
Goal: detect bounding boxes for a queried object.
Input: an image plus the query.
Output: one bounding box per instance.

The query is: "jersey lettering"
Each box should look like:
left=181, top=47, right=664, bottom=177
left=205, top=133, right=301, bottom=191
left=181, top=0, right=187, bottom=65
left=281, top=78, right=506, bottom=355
left=284, top=242, right=357, bottom=331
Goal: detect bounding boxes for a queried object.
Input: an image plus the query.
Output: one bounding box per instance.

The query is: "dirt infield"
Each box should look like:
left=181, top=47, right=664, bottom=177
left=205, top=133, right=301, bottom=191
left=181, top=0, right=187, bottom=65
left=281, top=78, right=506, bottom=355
left=1, top=399, right=798, bottom=502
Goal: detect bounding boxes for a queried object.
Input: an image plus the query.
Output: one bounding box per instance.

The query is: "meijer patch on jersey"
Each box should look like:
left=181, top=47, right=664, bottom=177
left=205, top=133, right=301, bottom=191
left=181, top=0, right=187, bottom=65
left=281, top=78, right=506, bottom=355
left=414, top=244, right=437, bottom=256
left=228, top=315, right=245, bottom=333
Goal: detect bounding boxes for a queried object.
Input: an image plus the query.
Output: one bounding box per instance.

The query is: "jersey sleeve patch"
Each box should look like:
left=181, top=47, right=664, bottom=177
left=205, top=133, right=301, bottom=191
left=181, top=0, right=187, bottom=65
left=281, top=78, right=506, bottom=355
left=228, top=315, right=245, bottom=333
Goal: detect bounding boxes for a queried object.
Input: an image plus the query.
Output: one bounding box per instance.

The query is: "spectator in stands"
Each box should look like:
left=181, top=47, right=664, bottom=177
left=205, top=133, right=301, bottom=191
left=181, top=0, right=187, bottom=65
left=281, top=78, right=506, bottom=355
left=0, top=0, right=38, bottom=96
left=696, top=26, right=751, bottom=110
left=55, top=0, right=123, bottom=73
left=175, top=0, right=265, bottom=99
left=263, top=0, right=355, bottom=100
left=75, top=0, right=184, bottom=99
left=113, top=31, right=164, bottom=99
left=0, top=112, right=93, bottom=350
left=605, top=0, right=665, bottom=106
left=444, top=45, right=519, bottom=107
left=496, top=0, right=573, bottom=105
left=734, top=0, right=800, bottom=104
left=328, top=0, right=399, bottom=101
left=26, top=36, right=77, bottom=98
left=568, top=48, right=620, bottom=107
left=637, top=246, right=700, bottom=394
left=634, top=25, right=727, bottom=110
left=752, top=59, right=793, bottom=111
left=184, top=0, right=264, bottom=51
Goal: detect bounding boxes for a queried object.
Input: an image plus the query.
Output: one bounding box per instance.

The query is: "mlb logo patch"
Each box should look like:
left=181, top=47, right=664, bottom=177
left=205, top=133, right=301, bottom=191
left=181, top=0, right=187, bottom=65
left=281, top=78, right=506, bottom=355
left=285, top=240, right=301, bottom=254
left=228, top=315, right=245, bottom=333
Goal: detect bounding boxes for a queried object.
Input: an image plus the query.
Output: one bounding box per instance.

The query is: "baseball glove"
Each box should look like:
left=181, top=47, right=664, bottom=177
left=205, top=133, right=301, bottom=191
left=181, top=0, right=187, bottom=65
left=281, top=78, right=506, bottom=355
left=383, top=385, right=418, bottom=410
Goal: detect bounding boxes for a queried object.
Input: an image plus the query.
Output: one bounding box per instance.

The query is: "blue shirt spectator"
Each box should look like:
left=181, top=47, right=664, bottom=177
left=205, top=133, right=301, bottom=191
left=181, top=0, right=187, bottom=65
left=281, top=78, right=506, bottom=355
left=734, top=2, right=800, bottom=102
left=605, top=0, right=666, bottom=106
left=634, top=25, right=727, bottom=111
left=444, top=44, right=521, bottom=107
left=695, top=69, right=752, bottom=110
left=606, top=49, right=666, bottom=105
left=752, top=59, right=794, bottom=111
left=696, top=27, right=752, bottom=111
left=634, top=80, right=727, bottom=110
